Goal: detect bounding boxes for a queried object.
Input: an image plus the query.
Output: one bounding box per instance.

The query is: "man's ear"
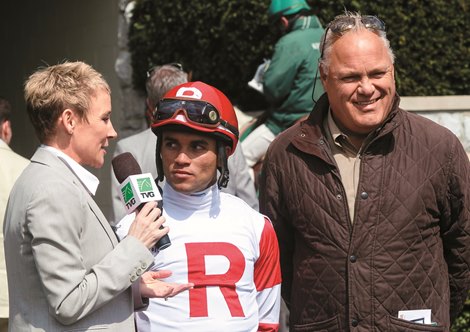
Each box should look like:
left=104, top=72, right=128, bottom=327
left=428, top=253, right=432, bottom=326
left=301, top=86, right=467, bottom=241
left=280, top=16, right=289, bottom=29
left=145, top=98, right=155, bottom=124
left=1, top=120, right=12, bottom=144
left=145, top=98, right=153, bottom=112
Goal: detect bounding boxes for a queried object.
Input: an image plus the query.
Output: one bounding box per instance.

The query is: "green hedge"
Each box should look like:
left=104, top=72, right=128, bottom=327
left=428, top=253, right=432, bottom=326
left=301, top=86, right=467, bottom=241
left=453, top=297, right=470, bottom=332
left=129, top=0, right=276, bottom=111
left=129, top=0, right=470, bottom=107
left=128, top=0, right=469, bottom=330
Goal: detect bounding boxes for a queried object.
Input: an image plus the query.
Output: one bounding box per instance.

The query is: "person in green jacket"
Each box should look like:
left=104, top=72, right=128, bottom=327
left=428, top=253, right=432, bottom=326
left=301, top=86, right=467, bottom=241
left=241, top=0, right=324, bottom=180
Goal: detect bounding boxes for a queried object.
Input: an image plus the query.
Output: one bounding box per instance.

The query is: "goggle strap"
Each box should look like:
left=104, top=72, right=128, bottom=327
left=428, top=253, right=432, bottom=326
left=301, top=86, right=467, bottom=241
left=220, top=119, right=239, bottom=137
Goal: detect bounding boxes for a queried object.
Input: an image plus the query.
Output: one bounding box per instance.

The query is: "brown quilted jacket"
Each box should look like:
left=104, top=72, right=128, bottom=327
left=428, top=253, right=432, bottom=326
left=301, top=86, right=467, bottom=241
left=260, top=93, right=470, bottom=332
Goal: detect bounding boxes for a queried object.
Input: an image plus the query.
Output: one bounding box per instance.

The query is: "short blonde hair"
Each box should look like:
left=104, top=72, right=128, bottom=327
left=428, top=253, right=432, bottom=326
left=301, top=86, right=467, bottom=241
left=24, top=61, right=110, bottom=142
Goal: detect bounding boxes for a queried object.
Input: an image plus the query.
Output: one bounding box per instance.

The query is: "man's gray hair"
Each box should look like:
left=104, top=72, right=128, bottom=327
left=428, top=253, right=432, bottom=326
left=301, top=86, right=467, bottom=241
left=319, top=11, right=395, bottom=73
left=146, top=64, right=188, bottom=108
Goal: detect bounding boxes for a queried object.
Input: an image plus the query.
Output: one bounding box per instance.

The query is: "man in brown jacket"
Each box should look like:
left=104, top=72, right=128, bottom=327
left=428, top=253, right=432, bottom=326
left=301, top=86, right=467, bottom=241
left=260, top=11, right=470, bottom=332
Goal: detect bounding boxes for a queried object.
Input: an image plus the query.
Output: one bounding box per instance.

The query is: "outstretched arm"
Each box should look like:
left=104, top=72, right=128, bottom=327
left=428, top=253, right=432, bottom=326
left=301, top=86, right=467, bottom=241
left=140, top=270, right=194, bottom=299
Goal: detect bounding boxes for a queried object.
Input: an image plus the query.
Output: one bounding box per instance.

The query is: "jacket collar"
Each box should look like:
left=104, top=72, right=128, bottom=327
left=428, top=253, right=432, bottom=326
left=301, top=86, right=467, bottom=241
left=40, top=145, right=99, bottom=195
left=31, top=148, right=119, bottom=246
left=290, top=15, right=322, bottom=32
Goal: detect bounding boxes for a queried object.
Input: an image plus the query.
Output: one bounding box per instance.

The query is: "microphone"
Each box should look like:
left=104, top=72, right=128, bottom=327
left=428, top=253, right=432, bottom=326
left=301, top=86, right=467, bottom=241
left=112, top=152, right=171, bottom=250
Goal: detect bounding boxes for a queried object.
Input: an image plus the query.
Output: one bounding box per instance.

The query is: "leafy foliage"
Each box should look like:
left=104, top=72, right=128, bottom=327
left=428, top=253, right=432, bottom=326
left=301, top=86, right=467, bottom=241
left=129, top=0, right=470, bottom=106
left=129, top=0, right=277, bottom=111
left=452, top=297, right=470, bottom=332
left=128, top=0, right=470, bottom=329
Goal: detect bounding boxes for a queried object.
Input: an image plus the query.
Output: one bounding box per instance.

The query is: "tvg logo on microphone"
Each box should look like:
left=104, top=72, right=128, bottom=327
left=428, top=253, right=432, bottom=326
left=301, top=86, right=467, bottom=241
left=121, top=177, right=155, bottom=209
left=121, top=182, right=135, bottom=206
left=137, top=177, right=153, bottom=193
left=137, top=177, right=156, bottom=199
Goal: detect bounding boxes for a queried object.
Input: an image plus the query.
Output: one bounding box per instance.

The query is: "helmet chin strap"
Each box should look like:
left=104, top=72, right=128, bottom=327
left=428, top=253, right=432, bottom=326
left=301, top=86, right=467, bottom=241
left=156, top=133, right=164, bottom=183
left=217, top=142, right=229, bottom=189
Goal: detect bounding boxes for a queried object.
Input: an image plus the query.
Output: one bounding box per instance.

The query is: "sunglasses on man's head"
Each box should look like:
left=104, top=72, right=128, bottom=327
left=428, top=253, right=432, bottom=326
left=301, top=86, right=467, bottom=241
left=146, top=62, right=184, bottom=79
left=320, top=15, right=386, bottom=59
left=328, top=15, right=385, bottom=34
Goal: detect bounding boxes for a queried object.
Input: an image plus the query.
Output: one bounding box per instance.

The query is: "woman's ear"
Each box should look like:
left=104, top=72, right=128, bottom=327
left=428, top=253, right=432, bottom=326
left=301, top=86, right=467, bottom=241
left=60, top=109, right=77, bottom=135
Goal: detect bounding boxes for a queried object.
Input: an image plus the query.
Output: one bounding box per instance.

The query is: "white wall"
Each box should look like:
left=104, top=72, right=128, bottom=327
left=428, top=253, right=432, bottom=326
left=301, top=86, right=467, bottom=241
left=401, top=96, right=470, bottom=152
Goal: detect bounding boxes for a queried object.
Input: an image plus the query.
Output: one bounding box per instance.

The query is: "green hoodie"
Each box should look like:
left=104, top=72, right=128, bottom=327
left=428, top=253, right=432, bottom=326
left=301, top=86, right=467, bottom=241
left=263, top=15, right=324, bottom=135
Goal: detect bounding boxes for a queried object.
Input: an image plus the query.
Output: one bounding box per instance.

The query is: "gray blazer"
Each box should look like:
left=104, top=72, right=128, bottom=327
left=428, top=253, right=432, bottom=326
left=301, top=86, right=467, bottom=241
left=110, top=128, right=258, bottom=223
left=3, top=148, right=154, bottom=331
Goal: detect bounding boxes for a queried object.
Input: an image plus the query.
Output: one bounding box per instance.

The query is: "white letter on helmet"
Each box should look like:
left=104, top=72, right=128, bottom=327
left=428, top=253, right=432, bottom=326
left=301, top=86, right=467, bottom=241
left=176, top=87, right=202, bottom=99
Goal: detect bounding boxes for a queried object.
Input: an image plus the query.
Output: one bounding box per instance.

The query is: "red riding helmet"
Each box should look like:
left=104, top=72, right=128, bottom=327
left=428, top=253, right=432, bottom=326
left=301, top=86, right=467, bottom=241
left=151, top=81, right=239, bottom=155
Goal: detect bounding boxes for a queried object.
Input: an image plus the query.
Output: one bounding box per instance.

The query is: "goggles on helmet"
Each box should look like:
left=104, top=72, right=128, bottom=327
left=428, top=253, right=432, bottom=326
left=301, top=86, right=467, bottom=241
left=154, top=99, right=239, bottom=137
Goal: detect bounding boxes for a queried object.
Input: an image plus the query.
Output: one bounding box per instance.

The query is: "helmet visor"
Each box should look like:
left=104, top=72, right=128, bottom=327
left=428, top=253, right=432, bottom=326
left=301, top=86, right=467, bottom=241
left=155, top=99, right=239, bottom=137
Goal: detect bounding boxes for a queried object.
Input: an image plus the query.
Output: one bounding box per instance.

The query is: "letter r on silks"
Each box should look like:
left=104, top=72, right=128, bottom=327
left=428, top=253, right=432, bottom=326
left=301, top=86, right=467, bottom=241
left=186, top=242, right=246, bottom=317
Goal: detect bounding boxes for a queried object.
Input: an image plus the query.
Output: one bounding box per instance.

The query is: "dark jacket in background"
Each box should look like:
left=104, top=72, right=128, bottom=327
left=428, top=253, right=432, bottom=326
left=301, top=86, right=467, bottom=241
left=260, top=93, right=470, bottom=331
